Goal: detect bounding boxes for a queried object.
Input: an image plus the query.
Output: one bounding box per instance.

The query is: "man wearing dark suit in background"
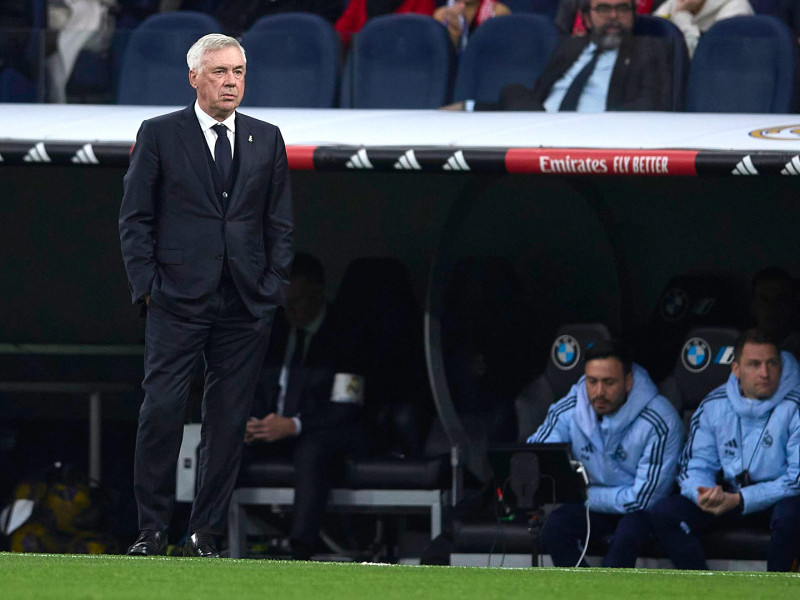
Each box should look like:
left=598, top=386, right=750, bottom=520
left=119, top=33, right=293, bottom=557
left=243, top=253, right=368, bottom=560
left=446, top=0, right=672, bottom=112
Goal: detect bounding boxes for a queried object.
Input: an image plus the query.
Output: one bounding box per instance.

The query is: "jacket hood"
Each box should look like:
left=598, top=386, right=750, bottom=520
left=725, top=351, right=800, bottom=419
left=574, top=363, right=660, bottom=441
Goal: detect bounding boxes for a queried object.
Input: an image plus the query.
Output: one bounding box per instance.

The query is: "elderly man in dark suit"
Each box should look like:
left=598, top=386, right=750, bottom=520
left=448, top=0, right=673, bottom=112
left=119, top=33, right=293, bottom=557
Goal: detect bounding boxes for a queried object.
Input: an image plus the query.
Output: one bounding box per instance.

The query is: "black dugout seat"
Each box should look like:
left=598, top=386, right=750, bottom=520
left=632, top=274, right=745, bottom=382
left=657, top=326, right=740, bottom=421
left=515, top=323, right=612, bottom=441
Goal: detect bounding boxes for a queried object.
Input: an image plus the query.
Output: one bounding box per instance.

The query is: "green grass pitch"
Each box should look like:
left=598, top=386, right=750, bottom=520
left=1, top=553, right=799, bottom=600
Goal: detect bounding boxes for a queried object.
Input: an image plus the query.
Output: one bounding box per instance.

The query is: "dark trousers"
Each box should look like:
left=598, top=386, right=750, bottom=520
left=541, top=503, right=653, bottom=567
left=134, top=282, right=275, bottom=537
left=649, top=493, right=800, bottom=571
left=242, top=423, right=366, bottom=549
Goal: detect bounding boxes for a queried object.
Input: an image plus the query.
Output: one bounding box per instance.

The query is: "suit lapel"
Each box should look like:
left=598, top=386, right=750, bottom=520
left=177, top=105, right=222, bottom=214
left=540, top=37, right=590, bottom=101
left=607, top=37, right=635, bottom=110
left=230, top=112, right=252, bottom=204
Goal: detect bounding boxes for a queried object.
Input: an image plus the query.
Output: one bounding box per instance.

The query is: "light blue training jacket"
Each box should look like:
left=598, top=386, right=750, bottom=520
left=678, top=351, right=800, bottom=514
left=528, top=364, right=684, bottom=514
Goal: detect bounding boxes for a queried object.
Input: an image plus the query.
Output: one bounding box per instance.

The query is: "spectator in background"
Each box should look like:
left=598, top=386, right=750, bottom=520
left=528, top=339, right=684, bottom=567
left=433, top=0, right=510, bottom=51
left=243, top=254, right=369, bottom=560
left=649, top=329, right=800, bottom=571
left=47, top=0, right=116, bottom=102
left=653, top=0, right=753, bottom=56
left=335, top=0, right=436, bottom=48
left=750, top=267, right=800, bottom=360
left=445, top=0, right=673, bottom=111
left=557, top=0, right=653, bottom=35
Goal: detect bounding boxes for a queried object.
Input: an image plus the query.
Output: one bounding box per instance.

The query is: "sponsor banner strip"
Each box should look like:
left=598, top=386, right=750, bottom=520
left=286, top=145, right=316, bottom=171
left=505, top=149, right=698, bottom=176
left=695, top=151, right=800, bottom=176
left=1, top=142, right=799, bottom=178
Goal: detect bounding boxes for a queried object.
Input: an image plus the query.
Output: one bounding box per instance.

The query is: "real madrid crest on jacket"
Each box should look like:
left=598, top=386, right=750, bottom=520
left=678, top=351, right=800, bottom=514
left=529, top=364, right=684, bottom=513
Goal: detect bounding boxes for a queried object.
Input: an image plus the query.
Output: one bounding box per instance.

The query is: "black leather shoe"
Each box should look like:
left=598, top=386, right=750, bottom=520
left=126, top=530, right=167, bottom=556
left=183, top=532, right=220, bottom=558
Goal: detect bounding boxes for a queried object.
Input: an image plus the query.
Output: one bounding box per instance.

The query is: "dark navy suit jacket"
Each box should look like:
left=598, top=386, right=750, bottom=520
left=119, top=104, right=294, bottom=318
left=252, top=306, right=365, bottom=435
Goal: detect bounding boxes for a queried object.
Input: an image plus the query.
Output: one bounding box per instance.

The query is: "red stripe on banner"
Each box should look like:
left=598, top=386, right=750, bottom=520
left=287, top=146, right=317, bottom=170
left=505, top=149, right=698, bottom=176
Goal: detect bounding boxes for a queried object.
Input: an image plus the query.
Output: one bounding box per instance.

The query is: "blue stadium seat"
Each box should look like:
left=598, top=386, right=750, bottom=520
left=345, top=14, right=453, bottom=109
left=452, top=14, right=558, bottom=104
left=117, top=11, right=222, bottom=105
left=635, top=15, right=689, bottom=111
left=504, top=0, right=560, bottom=19
left=240, top=13, right=341, bottom=108
left=0, top=68, right=36, bottom=103
left=686, top=15, right=798, bottom=113
left=749, top=0, right=783, bottom=17
left=514, top=323, right=612, bottom=441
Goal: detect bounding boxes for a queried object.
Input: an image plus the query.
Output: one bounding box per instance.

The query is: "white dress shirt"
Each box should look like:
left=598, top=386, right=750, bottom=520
left=194, top=101, right=235, bottom=161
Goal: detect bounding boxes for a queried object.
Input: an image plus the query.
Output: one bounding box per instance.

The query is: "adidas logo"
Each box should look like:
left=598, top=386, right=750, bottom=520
left=781, top=155, right=800, bottom=175
left=345, top=149, right=373, bottom=169
left=725, top=439, right=738, bottom=449
left=23, top=142, right=51, bottom=163
left=732, top=155, right=758, bottom=176
left=443, top=150, right=470, bottom=171
left=393, top=150, right=421, bottom=171
left=71, top=144, right=99, bottom=165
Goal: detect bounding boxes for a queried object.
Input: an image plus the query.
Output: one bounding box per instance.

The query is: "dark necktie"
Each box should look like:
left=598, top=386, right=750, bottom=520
left=290, top=329, right=307, bottom=368
left=212, top=123, right=232, bottom=182
left=282, top=329, right=307, bottom=417
left=559, top=47, right=602, bottom=112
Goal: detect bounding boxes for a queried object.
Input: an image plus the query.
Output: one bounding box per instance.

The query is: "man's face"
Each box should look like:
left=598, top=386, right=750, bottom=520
left=585, top=357, right=633, bottom=417
left=285, top=276, right=325, bottom=329
left=583, top=0, right=635, bottom=49
left=189, top=45, right=245, bottom=121
left=732, top=342, right=782, bottom=400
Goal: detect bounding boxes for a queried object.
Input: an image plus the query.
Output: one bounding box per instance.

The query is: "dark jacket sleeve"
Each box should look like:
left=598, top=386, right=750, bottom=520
left=262, top=128, right=294, bottom=308
left=119, top=120, right=160, bottom=303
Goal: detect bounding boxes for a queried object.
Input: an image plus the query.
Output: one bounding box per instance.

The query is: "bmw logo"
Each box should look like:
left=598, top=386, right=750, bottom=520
left=552, top=335, right=580, bottom=370
left=681, top=337, right=711, bottom=373
left=660, top=287, right=689, bottom=322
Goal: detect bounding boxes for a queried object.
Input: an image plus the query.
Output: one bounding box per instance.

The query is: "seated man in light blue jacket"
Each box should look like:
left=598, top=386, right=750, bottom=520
left=650, top=328, right=800, bottom=571
left=528, top=339, right=684, bottom=567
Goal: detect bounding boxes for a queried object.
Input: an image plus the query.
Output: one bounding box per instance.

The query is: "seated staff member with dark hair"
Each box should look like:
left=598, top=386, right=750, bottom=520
left=243, top=253, right=369, bottom=560
left=649, top=329, right=800, bottom=572
left=528, top=339, right=684, bottom=567
left=445, top=0, right=672, bottom=112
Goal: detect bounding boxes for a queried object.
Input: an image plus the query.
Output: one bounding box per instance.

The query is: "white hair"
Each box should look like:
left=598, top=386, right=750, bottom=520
left=186, top=34, right=246, bottom=72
